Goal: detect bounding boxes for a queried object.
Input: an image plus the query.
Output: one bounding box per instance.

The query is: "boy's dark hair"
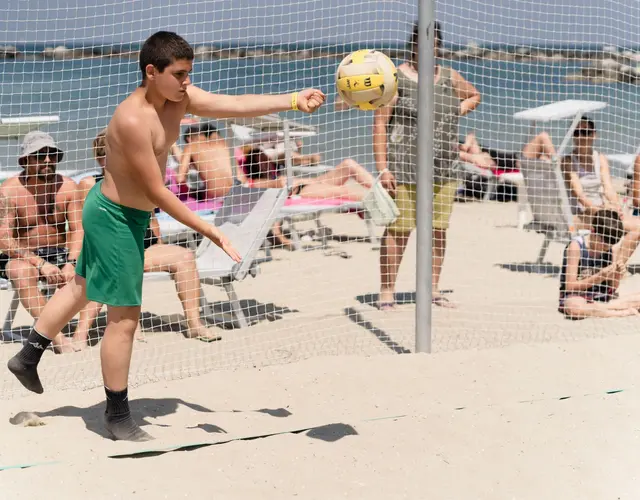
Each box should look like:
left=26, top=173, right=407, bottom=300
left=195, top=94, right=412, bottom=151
left=410, top=20, right=442, bottom=61
left=591, top=208, right=624, bottom=246
left=139, top=31, right=194, bottom=82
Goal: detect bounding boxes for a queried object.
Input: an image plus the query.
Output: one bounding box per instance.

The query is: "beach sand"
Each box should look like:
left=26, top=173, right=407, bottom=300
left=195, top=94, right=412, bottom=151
left=2, top=197, right=640, bottom=498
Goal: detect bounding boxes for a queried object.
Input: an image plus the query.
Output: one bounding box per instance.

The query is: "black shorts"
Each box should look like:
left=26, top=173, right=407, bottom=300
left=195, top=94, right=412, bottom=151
left=143, top=226, right=158, bottom=250
left=0, top=247, right=69, bottom=280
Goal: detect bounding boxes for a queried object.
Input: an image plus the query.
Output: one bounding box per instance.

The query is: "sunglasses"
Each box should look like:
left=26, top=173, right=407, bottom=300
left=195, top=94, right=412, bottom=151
left=30, top=147, right=61, bottom=162
left=573, top=128, right=595, bottom=138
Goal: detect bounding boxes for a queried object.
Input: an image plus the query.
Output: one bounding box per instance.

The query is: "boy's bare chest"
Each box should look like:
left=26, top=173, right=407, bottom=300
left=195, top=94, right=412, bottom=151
left=150, top=107, right=184, bottom=157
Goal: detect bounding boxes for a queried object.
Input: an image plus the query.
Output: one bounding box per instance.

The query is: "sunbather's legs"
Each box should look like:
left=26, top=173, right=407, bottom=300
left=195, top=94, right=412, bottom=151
left=562, top=296, right=639, bottom=319
left=5, top=259, right=75, bottom=353
left=269, top=220, right=295, bottom=250
left=75, top=301, right=146, bottom=348
left=73, top=301, right=103, bottom=348
left=522, top=131, right=556, bottom=161
left=380, top=228, right=410, bottom=306
left=622, top=212, right=640, bottom=234
left=144, top=244, right=220, bottom=341
left=314, top=159, right=374, bottom=189
left=299, top=183, right=360, bottom=200
left=460, top=132, right=482, bottom=155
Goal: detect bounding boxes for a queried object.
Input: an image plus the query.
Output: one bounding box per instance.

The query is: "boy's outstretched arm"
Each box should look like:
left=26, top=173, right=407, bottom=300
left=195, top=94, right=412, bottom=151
left=186, top=86, right=325, bottom=118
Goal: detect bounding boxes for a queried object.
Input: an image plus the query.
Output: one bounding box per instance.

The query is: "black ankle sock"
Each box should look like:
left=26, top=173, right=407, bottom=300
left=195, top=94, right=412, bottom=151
left=18, top=328, right=52, bottom=366
left=105, top=386, right=130, bottom=417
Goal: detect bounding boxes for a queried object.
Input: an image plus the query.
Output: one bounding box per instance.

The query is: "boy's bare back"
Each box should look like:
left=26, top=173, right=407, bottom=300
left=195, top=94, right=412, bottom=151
left=101, top=87, right=188, bottom=212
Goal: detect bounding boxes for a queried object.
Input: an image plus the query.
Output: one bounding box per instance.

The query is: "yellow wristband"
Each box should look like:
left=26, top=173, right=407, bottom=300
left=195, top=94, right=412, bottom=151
left=291, top=92, right=299, bottom=111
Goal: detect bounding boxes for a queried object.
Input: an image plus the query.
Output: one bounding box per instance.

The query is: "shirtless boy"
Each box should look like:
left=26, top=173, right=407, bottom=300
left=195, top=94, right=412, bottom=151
left=8, top=31, right=325, bottom=441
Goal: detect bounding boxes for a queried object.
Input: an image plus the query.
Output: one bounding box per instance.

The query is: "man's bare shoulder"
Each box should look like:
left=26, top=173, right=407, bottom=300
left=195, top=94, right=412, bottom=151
left=0, top=177, right=25, bottom=198
left=58, top=176, right=81, bottom=194
left=0, top=179, right=21, bottom=215
left=77, top=176, right=96, bottom=191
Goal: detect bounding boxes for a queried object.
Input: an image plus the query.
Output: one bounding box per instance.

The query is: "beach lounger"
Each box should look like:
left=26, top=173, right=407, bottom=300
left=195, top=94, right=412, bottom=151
left=0, top=115, right=59, bottom=139
left=513, top=99, right=607, bottom=231
left=518, top=157, right=575, bottom=269
left=145, top=185, right=287, bottom=329
left=280, top=196, right=377, bottom=251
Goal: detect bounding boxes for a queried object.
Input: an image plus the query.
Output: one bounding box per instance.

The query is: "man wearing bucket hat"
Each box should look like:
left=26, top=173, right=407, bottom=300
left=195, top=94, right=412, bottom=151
left=0, top=131, right=83, bottom=353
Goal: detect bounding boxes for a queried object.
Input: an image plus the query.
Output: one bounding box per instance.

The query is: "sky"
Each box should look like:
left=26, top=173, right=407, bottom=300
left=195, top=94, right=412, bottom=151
left=1, top=0, right=640, bottom=47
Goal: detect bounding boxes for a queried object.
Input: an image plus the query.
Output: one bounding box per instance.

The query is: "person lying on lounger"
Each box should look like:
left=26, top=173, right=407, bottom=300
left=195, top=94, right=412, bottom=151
left=558, top=208, right=640, bottom=319
left=459, top=131, right=557, bottom=171
left=242, top=138, right=322, bottom=167
left=237, top=147, right=374, bottom=249
left=237, top=146, right=374, bottom=200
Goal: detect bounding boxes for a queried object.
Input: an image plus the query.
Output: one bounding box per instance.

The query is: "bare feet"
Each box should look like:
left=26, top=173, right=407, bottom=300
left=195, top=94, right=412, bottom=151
left=71, top=331, right=88, bottom=351
left=52, top=334, right=76, bottom=354
left=614, top=308, right=640, bottom=317
left=134, top=324, right=146, bottom=343
left=184, top=326, right=222, bottom=343
left=433, top=293, right=457, bottom=308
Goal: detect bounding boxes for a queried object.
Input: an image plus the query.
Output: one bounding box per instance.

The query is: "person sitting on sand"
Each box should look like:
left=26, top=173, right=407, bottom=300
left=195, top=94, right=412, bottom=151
left=74, top=129, right=223, bottom=346
left=177, top=122, right=234, bottom=200
left=559, top=208, right=640, bottom=319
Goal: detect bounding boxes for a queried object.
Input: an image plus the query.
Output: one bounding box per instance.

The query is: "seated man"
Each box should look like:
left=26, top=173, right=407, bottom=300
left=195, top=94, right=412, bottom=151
left=559, top=208, right=640, bottom=319
left=74, top=129, right=222, bottom=346
left=176, top=123, right=234, bottom=200
left=0, top=131, right=82, bottom=353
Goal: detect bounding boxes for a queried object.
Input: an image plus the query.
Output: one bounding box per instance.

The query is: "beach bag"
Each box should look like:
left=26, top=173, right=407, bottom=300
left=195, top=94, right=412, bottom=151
left=362, top=169, right=400, bottom=226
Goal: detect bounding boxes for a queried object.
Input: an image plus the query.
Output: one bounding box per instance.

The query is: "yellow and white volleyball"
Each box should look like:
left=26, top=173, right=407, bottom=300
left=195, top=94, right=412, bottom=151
left=336, top=49, right=398, bottom=111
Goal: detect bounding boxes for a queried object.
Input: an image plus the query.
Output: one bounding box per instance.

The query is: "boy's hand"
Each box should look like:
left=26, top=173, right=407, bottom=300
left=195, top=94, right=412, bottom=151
left=206, top=227, right=241, bottom=263
left=297, top=89, right=326, bottom=113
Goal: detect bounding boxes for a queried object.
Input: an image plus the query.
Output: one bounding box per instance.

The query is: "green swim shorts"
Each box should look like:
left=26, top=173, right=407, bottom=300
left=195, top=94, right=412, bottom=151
left=76, top=181, right=151, bottom=307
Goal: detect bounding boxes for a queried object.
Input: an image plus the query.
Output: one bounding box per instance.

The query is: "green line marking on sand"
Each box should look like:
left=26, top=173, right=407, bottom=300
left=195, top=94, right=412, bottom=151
left=0, top=461, right=61, bottom=472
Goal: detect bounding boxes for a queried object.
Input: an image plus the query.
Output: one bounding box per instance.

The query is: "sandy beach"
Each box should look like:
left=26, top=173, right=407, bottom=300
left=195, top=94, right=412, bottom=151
left=2, top=197, right=640, bottom=498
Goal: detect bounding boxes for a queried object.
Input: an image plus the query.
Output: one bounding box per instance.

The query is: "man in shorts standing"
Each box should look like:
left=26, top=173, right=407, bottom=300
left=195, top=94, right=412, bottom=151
left=8, top=31, right=325, bottom=441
